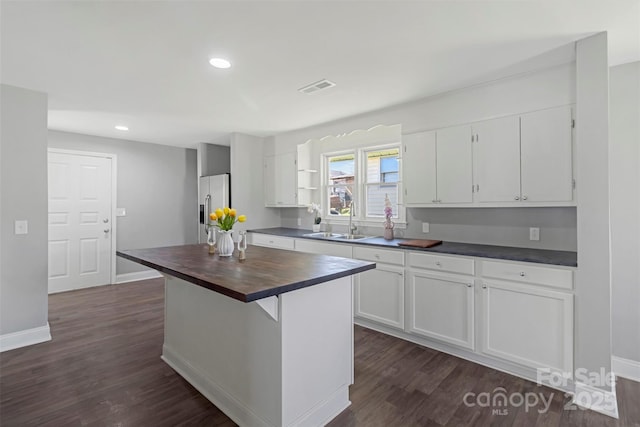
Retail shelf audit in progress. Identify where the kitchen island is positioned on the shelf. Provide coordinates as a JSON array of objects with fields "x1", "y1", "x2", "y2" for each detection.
[{"x1": 117, "y1": 244, "x2": 375, "y2": 427}]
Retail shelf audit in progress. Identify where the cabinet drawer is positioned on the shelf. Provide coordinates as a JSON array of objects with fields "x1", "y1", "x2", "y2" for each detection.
[
  {"x1": 408, "y1": 252, "x2": 474, "y2": 276},
  {"x1": 295, "y1": 239, "x2": 352, "y2": 258},
  {"x1": 482, "y1": 260, "x2": 573, "y2": 290},
  {"x1": 353, "y1": 246, "x2": 404, "y2": 266},
  {"x1": 250, "y1": 233, "x2": 295, "y2": 250}
]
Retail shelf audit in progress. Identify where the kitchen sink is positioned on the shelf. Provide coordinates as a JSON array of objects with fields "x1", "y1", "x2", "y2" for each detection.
[
  {"x1": 302, "y1": 232, "x2": 344, "y2": 239},
  {"x1": 334, "y1": 234, "x2": 375, "y2": 240}
]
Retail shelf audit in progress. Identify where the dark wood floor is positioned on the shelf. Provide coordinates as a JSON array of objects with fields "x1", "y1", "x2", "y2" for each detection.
[{"x1": 0, "y1": 279, "x2": 638, "y2": 427}]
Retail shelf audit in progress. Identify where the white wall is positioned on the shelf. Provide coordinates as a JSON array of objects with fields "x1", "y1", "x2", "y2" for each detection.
[
  {"x1": 575, "y1": 33, "x2": 612, "y2": 392},
  {"x1": 273, "y1": 63, "x2": 578, "y2": 250},
  {"x1": 48, "y1": 130, "x2": 198, "y2": 276},
  {"x1": 230, "y1": 133, "x2": 280, "y2": 232},
  {"x1": 0, "y1": 84, "x2": 49, "y2": 339},
  {"x1": 609, "y1": 61, "x2": 640, "y2": 364}
]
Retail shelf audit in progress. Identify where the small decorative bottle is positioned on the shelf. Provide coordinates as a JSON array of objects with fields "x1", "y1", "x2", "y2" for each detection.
[
  {"x1": 238, "y1": 231, "x2": 247, "y2": 261},
  {"x1": 207, "y1": 227, "x2": 216, "y2": 254}
]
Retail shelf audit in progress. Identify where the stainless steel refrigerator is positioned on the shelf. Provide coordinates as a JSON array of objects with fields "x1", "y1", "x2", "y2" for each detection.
[{"x1": 199, "y1": 173, "x2": 230, "y2": 243}]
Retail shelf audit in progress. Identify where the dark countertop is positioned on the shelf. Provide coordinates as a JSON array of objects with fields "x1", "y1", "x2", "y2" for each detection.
[
  {"x1": 248, "y1": 227, "x2": 578, "y2": 267},
  {"x1": 117, "y1": 244, "x2": 375, "y2": 303}
]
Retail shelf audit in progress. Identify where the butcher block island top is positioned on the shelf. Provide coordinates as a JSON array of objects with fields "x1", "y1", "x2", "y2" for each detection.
[{"x1": 117, "y1": 243, "x2": 375, "y2": 302}]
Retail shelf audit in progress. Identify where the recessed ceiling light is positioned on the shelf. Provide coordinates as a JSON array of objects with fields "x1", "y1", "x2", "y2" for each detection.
[
  {"x1": 209, "y1": 58, "x2": 231, "y2": 69},
  {"x1": 115, "y1": 125, "x2": 129, "y2": 131}
]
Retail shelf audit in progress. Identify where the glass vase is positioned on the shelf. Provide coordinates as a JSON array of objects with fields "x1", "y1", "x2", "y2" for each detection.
[{"x1": 217, "y1": 230, "x2": 234, "y2": 257}]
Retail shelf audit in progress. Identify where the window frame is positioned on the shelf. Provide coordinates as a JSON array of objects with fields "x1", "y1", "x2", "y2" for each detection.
[{"x1": 321, "y1": 143, "x2": 405, "y2": 227}]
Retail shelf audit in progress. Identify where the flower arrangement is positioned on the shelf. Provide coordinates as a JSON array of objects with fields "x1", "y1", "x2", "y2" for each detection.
[
  {"x1": 383, "y1": 194, "x2": 394, "y2": 240},
  {"x1": 307, "y1": 203, "x2": 322, "y2": 225},
  {"x1": 209, "y1": 207, "x2": 247, "y2": 231}
]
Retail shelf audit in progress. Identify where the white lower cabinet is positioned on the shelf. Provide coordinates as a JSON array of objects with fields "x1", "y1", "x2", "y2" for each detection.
[
  {"x1": 249, "y1": 233, "x2": 295, "y2": 250},
  {"x1": 480, "y1": 279, "x2": 573, "y2": 373},
  {"x1": 407, "y1": 270, "x2": 475, "y2": 350},
  {"x1": 354, "y1": 263, "x2": 404, "y2": 330},
  {"x1": 294, "y1": 239, "x2": 353, "y2": 258}
]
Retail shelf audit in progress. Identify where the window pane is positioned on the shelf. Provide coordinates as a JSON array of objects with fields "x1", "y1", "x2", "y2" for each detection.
[
  {"x1": 327, "y1": 184, "x2": 354, "y2": 216},
  {"x1": 366, "y1": 184, "x2": 398, "y2": 218},
  {"x1": 328, "y1": 154, "x2": 355, "y2": 186},
  {"x1": 366, "y1": 148, "x2": 400, "y2": 184}
]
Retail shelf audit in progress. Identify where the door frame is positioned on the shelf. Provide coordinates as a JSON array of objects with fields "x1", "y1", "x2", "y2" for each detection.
[{"x1": 47, "y1": 148, "x2": 118, "y2": 285}]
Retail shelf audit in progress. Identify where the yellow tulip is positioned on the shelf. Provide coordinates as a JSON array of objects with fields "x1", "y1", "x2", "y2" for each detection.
[
  {"x1": 215, "y1": 208, "x2": 224, "y2": 218},
  {"x1": 229, "y1": 208, "x2": 237, "y2": 217},
  {"x1": 209, "y1": 212, "x2": 217, "y2": 221},
  {"x1": 223, "y1": 207, "x2": 230, "y2": 215},
  {"x1": 238, "y1": 215, "x2": 247, "y2": 223}
]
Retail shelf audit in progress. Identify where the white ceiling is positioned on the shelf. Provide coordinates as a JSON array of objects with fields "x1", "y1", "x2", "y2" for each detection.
[{"x1": 1, "y1": 1, "x2": 638, "y2": 148}]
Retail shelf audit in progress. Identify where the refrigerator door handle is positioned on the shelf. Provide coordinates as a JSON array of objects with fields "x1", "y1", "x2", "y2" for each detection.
[{"x1": 204, "y1": 194, "x2": 211, "y2": 233}]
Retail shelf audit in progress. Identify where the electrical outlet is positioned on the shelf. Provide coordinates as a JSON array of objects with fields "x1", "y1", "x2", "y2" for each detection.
[
  {"x1": 422, "y1": 222, "x2": 430, "y2": 233},
  {"x1": 529, "y1": 227, "x2": 540, "y2": 241},
  {"x1": 14, "y1": 220, "x2": 28, "y2": 235},
  {"x1": 297, "y1": 218, "x2": 302, "y2": 226}
]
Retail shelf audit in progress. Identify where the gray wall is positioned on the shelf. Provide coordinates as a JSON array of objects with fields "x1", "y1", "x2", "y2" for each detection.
[
  {"x1": 200, "y1": 143, "x2": 230, "y2": 176},
  {"x1": 610, "y1": 61, "x2": 640, "y2": 363},
  {"x1": 48, "y1": 130, "x2": 198, "y2": 275},
  {"x1": 0, "y1": 84, "x2": 49, "y2": 335}
]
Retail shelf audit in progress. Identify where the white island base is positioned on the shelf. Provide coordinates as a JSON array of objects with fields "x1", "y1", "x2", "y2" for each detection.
[{"x1": 160, "y1": 275, "x2": 354, "y2": 427}]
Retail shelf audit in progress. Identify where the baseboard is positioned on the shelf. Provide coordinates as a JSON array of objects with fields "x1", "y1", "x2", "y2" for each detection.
[
  {"x1": 161, "y1": 345, "x2": 273, "y2": 427},
  {"x1": 115, "y1": 270, "x2": 162, "y2": 284},
  {"x1": 572, "y1": 381, "x2": 619, "y2": 419},
  {"x1": 0, "y1": 323, "x2": 51, "y2": 353},
  {"x1": 612, "y1": 355, "x2": 640, "y2": 383}
]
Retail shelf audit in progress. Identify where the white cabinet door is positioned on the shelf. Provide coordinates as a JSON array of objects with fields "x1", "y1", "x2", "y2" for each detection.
[
  {"x1": 402, "y1": 131, "x2": 437, "y2": 204},
  {"x1": 264, "y1": 155, "x2": 277, "y2": 207},
  {"x1": 354, "y1": 264, "x2": 404, "y2": 330},
  {"x1": 473, "y1": 116, "x2": 521, "y2": 203},
  {"x1": 436, "y1": 125, "x2": 473, "y2": 203},
  {"x1": 520, "y1": 106, "x2": 573, "y2": 202},
  {"x1": 481, "y1": 279, "x2": 573, "y2": 373},
  {"x1": 250, "y1": 233, "x2": 295, "y2": 250},
  {"x1": 407, "y1": 271, "x2": 475, "y2": 350},
  {"x1": 275, "y1": 152, "x2": 297, "y2": 206}
]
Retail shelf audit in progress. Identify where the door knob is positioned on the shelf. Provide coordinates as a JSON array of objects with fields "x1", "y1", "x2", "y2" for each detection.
[
  {"x1": 515, "y1": 196, "x2": 520, "y2": 200},
  {"x1": 104, "y1": 229, "x2": 110, "y2": 233},
  {"x1": 103, "y1": 218, "x2": 109, "y2": 223}
]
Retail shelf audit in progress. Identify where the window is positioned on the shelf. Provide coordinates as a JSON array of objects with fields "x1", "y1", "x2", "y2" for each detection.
[
  {"x1": 323, "y1": 144, "x2": 403, "y2": 224},
  {"x1": 326, "y1": 153, "x2": 355, "y2": 217},
  {"x1": 364, "y1": 147, "x2": 400, "y2": 218}
]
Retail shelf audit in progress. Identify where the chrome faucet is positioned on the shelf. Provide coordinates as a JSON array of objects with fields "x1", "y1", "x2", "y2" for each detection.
[{"x1": 349, "y1": 202, "x2": 357, "y2": 236}]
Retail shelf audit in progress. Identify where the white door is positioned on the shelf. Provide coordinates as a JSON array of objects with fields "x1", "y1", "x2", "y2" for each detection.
[
  {"x1": 48, "y1": 151, "x2": 113, "y2": 293},
  {"x1": 520, "y1": 106, "x2": 573, "y2": 202},
  {"x1": 354, "y1": 263, "x2": 404, "y2": 330},
  {"x1": 473, "y1": 116, "x2": 521, "y2": 203},
  {"x1": 402, "y1": 131, "x2": 437, "y2": 205},
  {"x1": 407, "y1": 270, "x2": 475, "y2": 350},
  {"x1": 436, "y1": 125, "x2": 473, "y2": 203}
]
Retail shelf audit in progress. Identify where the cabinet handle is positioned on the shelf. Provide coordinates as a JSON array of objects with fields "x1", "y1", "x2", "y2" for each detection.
[
  {"x1": 519, "y1": 272, "x2": 526, "y2": 277},
  {"x1": 467, "y1": 283, "x2": 473, "y2": 288},
  {"x1": 432, "y1": 199, "x2": 437, "y2": 203},
  {"x1": 435, "y1": 261, "x2": 442, "y2": 267},
  {"x1": 482, "y1": 284, "x2": 487, "y2": 289},
  {"x1": 523, "y1": 195, "x2": 528, "y2": 201},
  {"x1": 514, "y1": 196, "x2": 520, "y2": 201},
  {"x1": 375, "y1": 254, "x2": 380, "y2": 259}
]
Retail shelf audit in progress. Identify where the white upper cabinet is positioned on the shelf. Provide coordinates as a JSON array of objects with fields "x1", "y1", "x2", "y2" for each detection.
[
  {"x1": 264, "y1": 152, "x2": 297, "y2": 207},
  {"x1": 520, "y1": 106, "x2": 573, "y2": 202},
  {"x1": 265, "y1": 142, "x2": 317, "y2": 207},
  {"x1": 402, "y1": 131, "x2": 437, "y2": 204},
  {"x1": 436, "y1": 125, "x2": 473, "y2": 203},
  {"x1": 473, "y1": 116, "x2": 521, "y2": 203}
]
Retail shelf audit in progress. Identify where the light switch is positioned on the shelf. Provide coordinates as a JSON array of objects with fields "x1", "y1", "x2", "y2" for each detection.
[
  {"x1": 15, "y1": 220, "x2": 28, "y2": 235},
  {"x1": 422, "y1": 222, "x2": 430, "y2": 233},
  {"x1": 116, "y1": 208, "x2": 126, "y2": 217}
]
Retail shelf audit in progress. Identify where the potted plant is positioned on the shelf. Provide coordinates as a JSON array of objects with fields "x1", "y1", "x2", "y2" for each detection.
[
  {"x1": 383, "y1": 194, "x2": 394, "y2": 240},
  {"x1": 308, "y1": 203, "x2": 322, "y2": 232}
]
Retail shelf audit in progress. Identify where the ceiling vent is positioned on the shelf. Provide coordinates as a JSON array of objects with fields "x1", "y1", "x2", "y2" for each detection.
[{"x1": 298, "y1": 79, "x2": 336, "y2": 94}]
